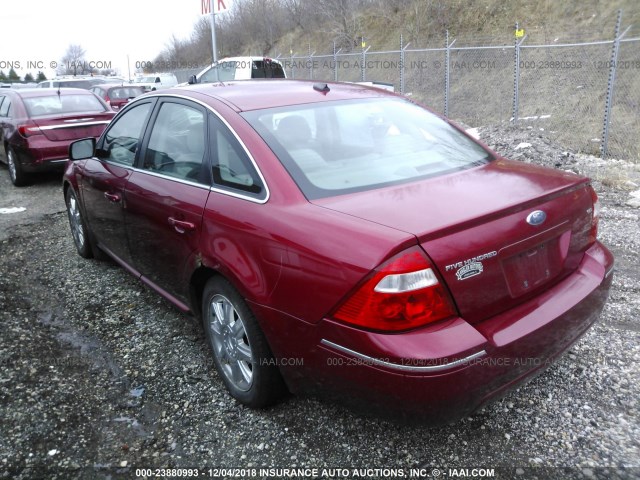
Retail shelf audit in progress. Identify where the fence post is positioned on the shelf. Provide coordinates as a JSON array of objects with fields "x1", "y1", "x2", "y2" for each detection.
[
  {"x1": 308, "y1": 44, "x2": 313, "y2": 80},
  {"x1": 400, "y1": 34, "x2": 404, "y2": 95},
  {"x1": 601, "y1": 10, "x2": 623, "y2": 159},
  {"x1": 290, "y1": 47, "x2": 295, "y2": 79},
  {"x1": 333, "y1": 41, "x2": 338, "y2": 82},
  {"x1": 444, "y1": 31, "x2": 450, "y2": 117},
  {"x1": 512, "y1": 22, "x2": 521, "y2": 124},
  {"x1": 361, "y1": 37, "x2": 366, "y2": 81}
]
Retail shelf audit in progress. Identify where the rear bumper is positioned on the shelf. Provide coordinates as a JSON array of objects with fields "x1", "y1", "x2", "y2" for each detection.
[
  {"x1": 14, "y1": 142, "x2": 69, "y2": 172},
  {"x1": 254, "y1": 241, "x2": 614, "y2": 424}
]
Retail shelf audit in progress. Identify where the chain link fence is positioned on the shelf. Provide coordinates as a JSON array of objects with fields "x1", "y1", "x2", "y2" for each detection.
[{"x1": 174, "y1": 15, "x2": 640, "y2": 161}]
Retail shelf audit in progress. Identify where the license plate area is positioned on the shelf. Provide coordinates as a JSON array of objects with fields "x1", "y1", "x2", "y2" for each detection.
[{"x1": 502, "y1": 236, "x2": 564, "y2": 298}]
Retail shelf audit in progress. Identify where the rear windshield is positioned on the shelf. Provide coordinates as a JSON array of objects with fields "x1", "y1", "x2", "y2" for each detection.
[
  {"x1": 23, "y1": 94, "x2": 107, "y2": 117},
  {"x1": 242, "y1": 98, "x2": 492, "y2": 199},
  {"x1": 108, "y1": 87, "x2": 144, "y2": 99},
  {"x1": 252, "y1": 61, "x2": 286, "y2": 79}
]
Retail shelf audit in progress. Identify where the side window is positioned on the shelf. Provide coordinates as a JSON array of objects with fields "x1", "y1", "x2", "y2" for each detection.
[
  {"x1": 0, "y1": 97, "x2": 9, "y2": 117},
  {"x1": 101, "y1": 103, "x2": 152, "y2": 166},
  {"x1": 210, "y1": 114, "x2": 266, "y2": 199},
  {"x1": 142, "y1": 102, "x2": 206, "y2": 184},
  {"x1": 200, "y1": 65, "x2": 220, "y2": 83}
]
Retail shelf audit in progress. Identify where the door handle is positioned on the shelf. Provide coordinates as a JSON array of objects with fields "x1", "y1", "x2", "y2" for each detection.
[
  {"x1": 104, "y1": 192, "x2": 121, "y2": 203},
  {"x1": 168, "y1": 217, "x2": 196, "y2": 234}
]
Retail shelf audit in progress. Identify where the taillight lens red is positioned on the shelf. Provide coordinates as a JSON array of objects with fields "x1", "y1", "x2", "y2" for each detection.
[
  {"x1": 18, "y1": 122, "x2": 43, "y2": 138},
  {"x1": 332, "y1": 247, "x2": 457, "y2": 332}
]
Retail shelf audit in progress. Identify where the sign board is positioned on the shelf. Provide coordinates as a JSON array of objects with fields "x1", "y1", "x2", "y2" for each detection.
[
  {"x1": 201, "y1": 0, "x2": 231, "y2": 15},
  {"x1": 515, "y1": 28, "x2": 525, "y2": 38}
]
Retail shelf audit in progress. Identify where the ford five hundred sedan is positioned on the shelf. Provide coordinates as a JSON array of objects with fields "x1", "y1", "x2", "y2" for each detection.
[{"x1": 63, "y1": 80, "x2": 614, "y2": 423}]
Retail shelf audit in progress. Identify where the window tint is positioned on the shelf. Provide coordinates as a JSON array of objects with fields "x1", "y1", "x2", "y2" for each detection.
[
  {"x1": 242, "y1": 98, "x2": 491, "y2": 200},
  {"x1": 142, "y1": 102, "x2": 206, "y2": 184},
  {"x1": 210, "y1": 114, "x2": 265, "y2": 198},
  {"x1": 101, "y1": 102, "x2": 152, "y2": 166},
  {"x1": 251, "y1": 61, "x2": 286, "y2": 79},
  {"x1": 0, "y1": 97, "x2": 10, "y2": 117}
]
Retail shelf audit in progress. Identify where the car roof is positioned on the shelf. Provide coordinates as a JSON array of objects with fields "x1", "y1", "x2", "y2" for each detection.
[{"x1": 162, "y1": 80, "x2": 395, "y2": 112}]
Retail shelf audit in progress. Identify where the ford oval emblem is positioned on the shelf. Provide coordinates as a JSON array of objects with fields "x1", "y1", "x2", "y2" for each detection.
[{"x1": 526, "y1": 210, "x2": 547, "y2": 226}]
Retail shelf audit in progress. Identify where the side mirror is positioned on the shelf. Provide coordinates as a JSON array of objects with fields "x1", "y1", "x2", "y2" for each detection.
[
  {"x1": 188, "y1": 75, "x2": 198, "y2": 85},
  {"x1": 69, "y1": 138, "x2": 96, "y2": 161}
]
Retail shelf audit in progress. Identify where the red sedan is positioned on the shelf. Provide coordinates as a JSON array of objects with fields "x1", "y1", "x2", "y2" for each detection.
[
  {"x1": 63, "y1": 80, "x2": 614, "y2": 423},
  {"x1": 90, "y1": 83, "x2": 145, "y2": 112},
  {"x1": 0, "y1": 88, "x2": 114, "y2": 186}
]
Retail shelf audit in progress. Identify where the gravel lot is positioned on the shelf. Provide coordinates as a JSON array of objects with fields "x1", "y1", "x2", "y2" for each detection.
[{"x1": 0, "y1": 126, "x2": 639, "y2": 480}]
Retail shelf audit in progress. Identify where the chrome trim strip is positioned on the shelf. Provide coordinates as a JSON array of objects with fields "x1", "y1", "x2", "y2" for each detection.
[
  {"x1": 37, "y1": 121, "x2": 111, "y2": 130},
  {"x1": 320, "y1": 339, "x2": 487, "y2": 373},
  {"x1": 133, "y1": 93, "x2": 270, "y2": 205},
  {"x1": 130, "y1": 167, "x2": 211, "y2": 191}
]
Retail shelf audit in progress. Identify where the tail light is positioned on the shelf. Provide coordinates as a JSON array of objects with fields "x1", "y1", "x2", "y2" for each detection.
[
  {"x1": 332, "y1": 247, "x2": 457, "y2": 332},
  {"x1": 18, "y1": 122, "x2": 43, "y2": 138}
]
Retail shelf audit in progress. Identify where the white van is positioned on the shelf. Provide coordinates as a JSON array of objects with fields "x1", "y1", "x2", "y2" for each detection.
[
  {"x1": 186, "y1": 57, "x2": 286, "y2": 85},
  {"x1": 134, "y1": 73, "x2": 178, "y2": 92}
]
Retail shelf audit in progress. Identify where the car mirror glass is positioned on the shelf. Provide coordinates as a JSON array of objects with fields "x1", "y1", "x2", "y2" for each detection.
[{"x1": 69, "y1": 138, "x2": 95, "y2": 161}]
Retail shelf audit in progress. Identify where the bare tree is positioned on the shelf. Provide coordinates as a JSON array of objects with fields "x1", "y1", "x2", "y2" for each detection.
[{"x1": 59, "y1": 44, "x2": 88, "y2": 76}]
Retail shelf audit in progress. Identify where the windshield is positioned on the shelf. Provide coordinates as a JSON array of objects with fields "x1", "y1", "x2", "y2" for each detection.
[
  {"x1": 23, "y1": 94, "x2": 107, "y2": 117},
  {"x1": 242, "y1": 98, "x2": 492, "y2": 199}
]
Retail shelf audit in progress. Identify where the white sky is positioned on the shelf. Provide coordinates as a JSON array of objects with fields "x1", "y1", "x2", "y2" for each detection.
[{"x1": 1, "y1": 0, "x2": 210, "y2": 80}]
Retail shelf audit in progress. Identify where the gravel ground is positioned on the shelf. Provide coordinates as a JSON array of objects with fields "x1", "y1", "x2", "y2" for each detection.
[{"x1": 0, "y1": 126, "x2": 639, "y2": 480}]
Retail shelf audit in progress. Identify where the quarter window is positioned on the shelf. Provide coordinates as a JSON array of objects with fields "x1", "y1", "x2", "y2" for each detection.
[
  {"x1": 101, "y1": 102, "x2": 152, "y2": 166},
  {"x1": 142, "y1": 102, "x2": 207, "y2": 184},
  {"x1": 210, "y1": 114, "x2": 265, "y2": 199}
]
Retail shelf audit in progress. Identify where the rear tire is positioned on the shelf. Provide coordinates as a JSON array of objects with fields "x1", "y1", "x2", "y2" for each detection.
[
  {"x1": 202, "y1": 277, "x2": 286, "y2": 408},
  {"x1": 7, "y1": 148, "x2": 28, "y2": 187}
]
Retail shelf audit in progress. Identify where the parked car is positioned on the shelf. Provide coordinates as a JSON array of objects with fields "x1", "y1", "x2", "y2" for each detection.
[
  {"x1": 63, "y1": 80, "x2": 614, "y2": 423},
  {"x1": 37, "y1": 77, "x2": 107, "y2": 90},
  {"x1": 186, "y1": 56, "x2": 286, "y2": 85},
  {"x1": 134, "y1": 73, "x2": 178, "y2": 92},
  {"x1": 90, "y1": 83, "x2": 145, "y2": 111},
  {"x1": 0, "y1": 88, "x2": 114, "y2": 186}
]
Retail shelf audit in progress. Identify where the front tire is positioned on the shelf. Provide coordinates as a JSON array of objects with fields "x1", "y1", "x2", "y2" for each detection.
[
  {"x1": 7, "y1": 148, "x2": 28, "y2": 187},
  {"x1": 65, "y1": 188, "x2": 93, "y2": 258},
  {"x1": 202, "y1": 277, "x2": 286, "y2": 408}
]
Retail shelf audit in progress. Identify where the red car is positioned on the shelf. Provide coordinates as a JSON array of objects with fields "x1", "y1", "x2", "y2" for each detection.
[
  {"x1": 63, "y1": 80, "x2": 614, "y2": 423},
  {"x1": 90, "y1": 83, "x2": 145, "y2": 112},
  {"x1": 0, "y1": 88, "x2": 114, "y2": 186}
]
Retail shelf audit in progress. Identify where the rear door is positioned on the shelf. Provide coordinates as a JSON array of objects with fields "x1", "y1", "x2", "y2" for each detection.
[
  {"x1": 124, "y1": 98, "x2": 210, "y2": 305},
  {"x1": 81, "y1": 99, "x2": 155, "y2": 265}
]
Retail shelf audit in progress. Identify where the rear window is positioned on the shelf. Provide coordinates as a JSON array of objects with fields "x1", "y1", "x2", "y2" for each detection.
[
  {"x1": 108, "y1": 87, "x2": 144, "y2": 99},
  {"x1": 23, "y1": 94, "x2": 107, "y2": 117},
  {"x1": 242, "y1": 98, "x2": 492, "y2": 199},
  {"x1": 252, "y1": 61, "x2": 285, "y2": 79}
]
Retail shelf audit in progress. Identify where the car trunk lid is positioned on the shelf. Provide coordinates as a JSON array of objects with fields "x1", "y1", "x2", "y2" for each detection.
[
  {"x1": 31, "y1": 113, "x2": 113, "y2": 141},
  {"x1": 312, "y1": 159, "x2": 596, "y2": 323}
]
